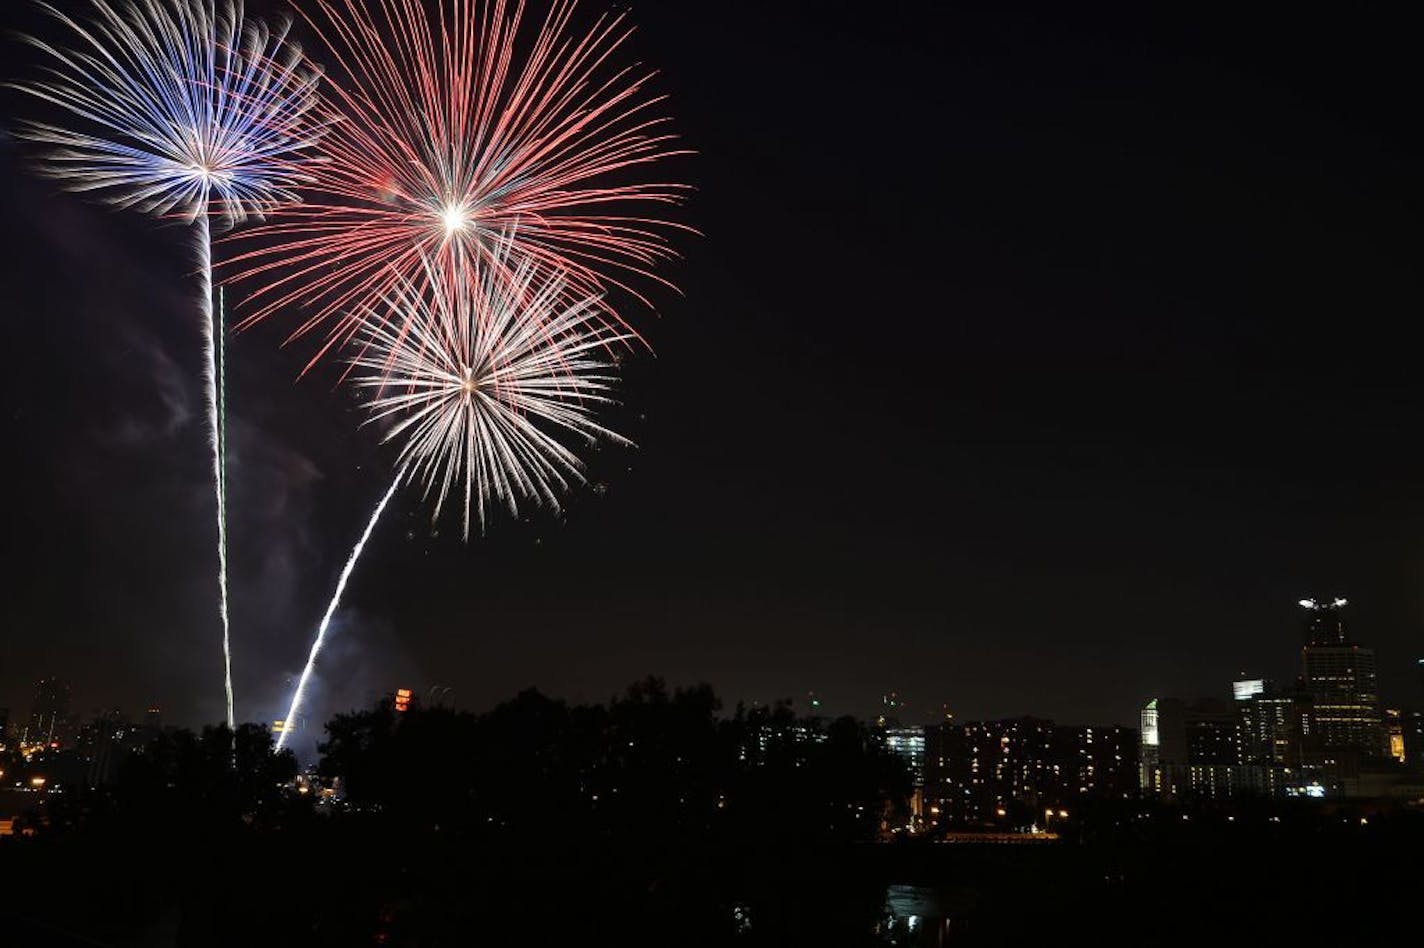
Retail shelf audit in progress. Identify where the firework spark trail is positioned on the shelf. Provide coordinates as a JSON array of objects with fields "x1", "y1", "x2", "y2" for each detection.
[
  {"x1": 224, "y1": 0, "x2": 691, "y2": 367},
  {"x1": 275, "y1": 470, "x2": 402, "y2": 752},
  {"x1": 199, "y1": 215, "x2": 236, "y2": 732},
  {"x1": 14, "y1": 0, "x2": 319, "y2": 730},
  {"x1": 275, "y1": 248, "x2": 627, "y2": 744}
]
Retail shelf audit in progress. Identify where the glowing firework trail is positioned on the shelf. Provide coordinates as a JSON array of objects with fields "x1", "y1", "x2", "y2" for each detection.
[
  {"x1": 14, "y1": 0, "x2": 319, "y2": 728},
  {"x1": 226, "y1": 0, "x2": 691, "y2": 364},
  {"x1": 276, "y1": 247, "x2": 627, "y2": 741},
  {"x1": 275, "y1": 470, "x2": 401, "y2": 752}
]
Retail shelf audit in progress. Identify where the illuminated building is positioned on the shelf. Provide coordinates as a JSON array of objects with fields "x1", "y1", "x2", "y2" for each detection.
[
  {"x1": 1298, "y1": 598, "x2": 1385, "y2": 758},
  {"x1": 884, "y1": 726, "x2": 926, "y2": 787},
  {"x1": 924, "y1": 723, "x2": 970, "y2": 823},
  {"x1": 1400, "y1": 709, "x2": 1424, "y2": 773},
  {"x1": 1140, "y1": 697, "x2": 1265, "y2": 798},
  {"x1": 1052, "y1": 725, "x2": 1136, "y2": 798},
  {"x1": 1384, "y1": 709, "x2": 1405, "y2": 764},
  {"x1": 1139, "y1": 699, "x2": 1160, "y2": 791},
  {"x1": 1236, "y1": 683, "x2": 1313, "y2": 793},
  {"x1": 923, "y1": 717, "x2": 1133, "y2": 827},
  {"x1": 926, "y1": 718, "x2": 1053, "y2": 825}
]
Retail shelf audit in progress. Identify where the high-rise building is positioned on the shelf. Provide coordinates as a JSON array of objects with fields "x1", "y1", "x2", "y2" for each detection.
[
  {"x1": 926, "y1": 718, "x2": 1053, "y2": 825},
  {"x1": 923, "y1": 717, "x2": 1135, "y2": 826},
  {"x1": 1237, "y1": 684, "x2": 1313, "y2": 776},
  {"x1": 1139, "y1": 699, "x2": 1161, "y2": 791},
  {"x1": 1051, "y1": 724, "x2": 1137, "y2": 798},
  {"x1": 27, "y1": 676, "x2": 71, "y2": 746},
  {"x1": 1140, "y1": 697, "x2": 1265, "y2": 798},
  {"x1": 1298, "y1": 598, "x2": 1385, "y2": 758},
  {"x1": 884, "y1": 726, "x2": 926, "y2": 787}
]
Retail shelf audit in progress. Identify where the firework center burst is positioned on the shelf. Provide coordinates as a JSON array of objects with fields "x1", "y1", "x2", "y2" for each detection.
[{"x1": 441, "y1": 203, "x2": 470, "y2": 236}]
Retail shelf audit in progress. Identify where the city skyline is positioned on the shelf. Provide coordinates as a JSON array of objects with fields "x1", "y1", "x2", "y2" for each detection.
[{"x1": 7, "y1": 593, "x2": 1420, "y2": 734}]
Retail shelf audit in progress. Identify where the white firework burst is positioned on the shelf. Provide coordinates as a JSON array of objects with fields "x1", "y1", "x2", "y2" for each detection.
[{"x1": 352, "y1": 248, "x2": 631, "y2": 539}]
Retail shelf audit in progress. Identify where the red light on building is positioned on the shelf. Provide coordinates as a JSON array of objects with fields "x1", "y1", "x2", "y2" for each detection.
[{"x1": 394, "y1": 688, "x2": 412, "y2": 712}]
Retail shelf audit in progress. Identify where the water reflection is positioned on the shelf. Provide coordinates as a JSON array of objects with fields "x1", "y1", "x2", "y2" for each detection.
[{"x1": 875, "y1": 884, "x2": 951, "y2": 946}]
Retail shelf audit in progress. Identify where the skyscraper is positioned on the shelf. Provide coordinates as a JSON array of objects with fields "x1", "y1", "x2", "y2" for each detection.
[
  {"x1": 1237, "y1": 685, "x2": 1312, "y2": 770},
  {"x1": 1298, "y1": 598, "x2": 1385, "y2": 758},
  {"x1": 884, "y1": 726, "x2": 926, "y2": 787},
  {"x1": 1139, "y1": 697, "x2": 1259, "y2": 798}
]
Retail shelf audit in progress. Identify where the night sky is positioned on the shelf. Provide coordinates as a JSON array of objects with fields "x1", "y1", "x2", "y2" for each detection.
[{"x1": 3, "y1": 1, "x2": 1424, "y2": 740}]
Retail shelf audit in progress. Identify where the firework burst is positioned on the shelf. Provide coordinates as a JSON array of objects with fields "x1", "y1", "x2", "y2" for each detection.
[
  {"x1": 355, "y1": 245, "x2": 629, "y2": 540},
  {"x1": 14, "y1": 0, "x2": 320, "y2": 730},
  {"x1": 226, "y1": 0, "x2": 690, "y2": 364},
  {"x1": 276, "y1": 245, "x2": 626, "y2": 750},
  {"x1": 16, "y1": 0, "x2": 319, "y2": 224}
]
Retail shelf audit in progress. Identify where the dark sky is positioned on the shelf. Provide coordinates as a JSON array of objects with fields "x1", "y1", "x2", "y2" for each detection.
[{"x1": 3, "y1": 0, "x2": 1424, "y2": 741}]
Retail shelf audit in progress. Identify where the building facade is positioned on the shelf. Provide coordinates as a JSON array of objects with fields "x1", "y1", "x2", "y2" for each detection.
[
  {"x1": 1299, "y1": 598, "x2": 1385, "y2": 758},
  {"x1": 924, "y1": 717, "x2": 1136, "y2": 827}
]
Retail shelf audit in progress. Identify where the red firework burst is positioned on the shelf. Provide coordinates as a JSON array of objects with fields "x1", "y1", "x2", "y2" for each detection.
[{"x1": 223, "y1": 0, "x2": 691, "y2": 365}]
